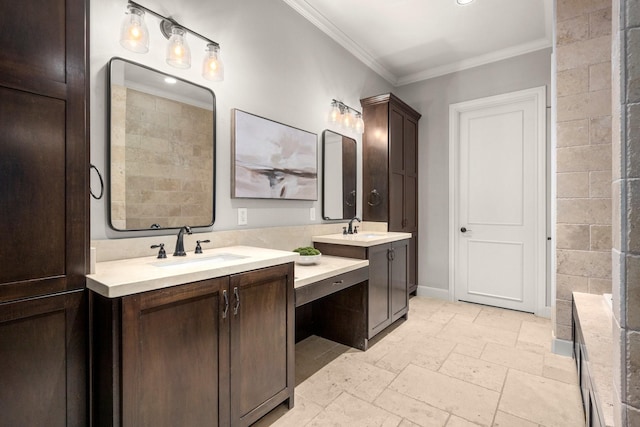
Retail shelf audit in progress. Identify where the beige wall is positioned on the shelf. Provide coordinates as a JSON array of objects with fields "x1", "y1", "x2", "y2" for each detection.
[
  {"x1": 613, "y1": 0, "x2": 640, "y2": 423},
  {"x1": 554, "y1": 0, "x2": 613, "y2": 341}
]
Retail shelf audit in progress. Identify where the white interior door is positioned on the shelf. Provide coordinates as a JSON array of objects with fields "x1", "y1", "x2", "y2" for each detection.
[{"x1": 449, "y1": 87, "x2": 546, "y2": 313}]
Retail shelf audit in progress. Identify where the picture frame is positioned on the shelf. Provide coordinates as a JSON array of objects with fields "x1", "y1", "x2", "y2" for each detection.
[{"x1": 231, "y1": 109, "x2": 318, "y2": 200}]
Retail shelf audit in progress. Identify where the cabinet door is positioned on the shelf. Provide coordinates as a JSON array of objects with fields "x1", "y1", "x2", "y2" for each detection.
[
  {"x1": 0, "y1": 290, "x2": 86, "y2": 427},
  {"x1": 391, "y1": 240, "x2": 409, "y2": 321},
  {"x1": 121, "y1": 278, "x2": 229, "y2": 427},
  {"x1": 230, "y1": 263, "x2": 294, "y2": 426},
  {"x1": 368, "y1": 244, "x2": 392, "y2": 337}
]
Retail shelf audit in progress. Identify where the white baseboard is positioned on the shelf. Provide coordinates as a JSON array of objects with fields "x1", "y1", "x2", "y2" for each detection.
[
  {"x1": 536, "y1": 306, "x2": 552, "y2": 319},
  {"x1": 552, "y1": 337, "x2": 573, "y2": 357},
  {"x1": 416, "y1": 285, "x2": 450, "y2": 301}
]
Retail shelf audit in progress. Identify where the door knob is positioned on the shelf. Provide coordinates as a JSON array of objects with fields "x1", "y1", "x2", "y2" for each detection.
[{"x1": 460, "y1": 227, "x2": 472, "y2": 233}]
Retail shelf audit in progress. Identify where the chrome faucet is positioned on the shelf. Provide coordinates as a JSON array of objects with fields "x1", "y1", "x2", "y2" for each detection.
[
  {"x1": 347, "y1": 217, "x2": 361, "y2": 234},
  {"x1": 173, "y1": 225, "x2": 192, "y2": 256}
]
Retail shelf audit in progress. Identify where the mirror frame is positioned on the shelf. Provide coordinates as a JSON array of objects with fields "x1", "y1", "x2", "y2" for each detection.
[
  {"x1": 322, "y1": 130, "x2": 357, "y2": 220},
  {"x1": 107, "y1": 57, "x2": 216, "y2": 233}
]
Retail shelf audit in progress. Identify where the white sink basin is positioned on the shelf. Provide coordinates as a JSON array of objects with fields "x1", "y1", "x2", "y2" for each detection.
[
  {"x1": 312, "y1": 231, "x2": 413, "y2": 247},
  {"x1": 150, "y1": 253, "x2": 250, "y2": 267}
]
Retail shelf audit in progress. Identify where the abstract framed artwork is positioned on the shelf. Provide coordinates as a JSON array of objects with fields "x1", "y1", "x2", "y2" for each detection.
[{"x1": 232, "y1": 109, "x2": 318, "y2": 200}]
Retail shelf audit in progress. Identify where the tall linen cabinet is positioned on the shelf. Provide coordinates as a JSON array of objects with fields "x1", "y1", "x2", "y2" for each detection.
[
  {"x1": 361, "y1": 93, "x2": 421, "y2": 294},
  {"x1": 0, "y1": 0, "x2": 89, "y2": 425}
]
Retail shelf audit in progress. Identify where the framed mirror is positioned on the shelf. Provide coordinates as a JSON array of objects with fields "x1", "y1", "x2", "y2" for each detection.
[
  {"x1": 322, "y1": 130, "x2": 357, "y2": 220},
  {"x1": 108, "y1": 58, "x2": 215, "y2": 231}
]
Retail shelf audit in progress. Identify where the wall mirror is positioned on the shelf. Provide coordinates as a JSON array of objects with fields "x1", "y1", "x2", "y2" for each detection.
[
  {"x1": 108, "y1": 58, "x2": 215, "y2": 231},
  {"x1": 322, "y1": 130, "x2": 357, "y2": 220}
]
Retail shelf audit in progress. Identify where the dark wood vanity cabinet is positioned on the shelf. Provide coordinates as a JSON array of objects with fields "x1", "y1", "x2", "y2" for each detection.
[
  {"x1": 314, "y1": 240, "x2": 409, "y2": 340},
  {"x1": 92, "y1": 263, "x2": 295, "y2": 427},
  {"x1": 361, "y1": 94, "x2": 421, "y2": 294},
  {"x1": 0, "y1": 0, "x2": 88, "y2": 425}
]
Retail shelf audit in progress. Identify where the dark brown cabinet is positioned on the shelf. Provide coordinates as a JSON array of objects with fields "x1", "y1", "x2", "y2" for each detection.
[
  {"x1": 361, "y1": 94, "x2": 421, "y2": 294},
  {"x1": 314, "y1": 239, "x2": 409, "y2": 341},
  {"x1": 92, "y1": 263, "x2": 295, "y2": 427},
  {"x1": 0, "y1": 0, "x2": 88, "y2": 424}
]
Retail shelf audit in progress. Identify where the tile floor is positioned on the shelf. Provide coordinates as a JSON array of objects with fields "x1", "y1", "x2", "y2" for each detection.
[{"x1": 253, "y1": 296, "x2": 585, "y2": 427}]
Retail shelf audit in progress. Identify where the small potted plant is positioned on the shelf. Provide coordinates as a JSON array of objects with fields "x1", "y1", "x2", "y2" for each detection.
[{"x1": 292, "y1": 246, "x2": 322, "y2": 265}]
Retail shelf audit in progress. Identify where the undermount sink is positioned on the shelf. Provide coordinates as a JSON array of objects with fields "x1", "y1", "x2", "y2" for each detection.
[{"x1": 150, "y1": 253, "x2": 250, "y2": 267}]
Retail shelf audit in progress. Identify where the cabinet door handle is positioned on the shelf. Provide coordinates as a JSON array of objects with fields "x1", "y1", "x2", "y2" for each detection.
[
  {"x1": 222, "y1": 290, "x2": 229, "y2": 319},
  {"x1": 233, "y1": 287, "x2": 240, "y2": 315},
  {"x1": 332, "y1": 280, "x2": 344, "y2": 286},
  {"x1": 387, "y1": 248, "x2": 395, "y2": 261},
  {"x1": 368, "y1": 189, "x2": 382, "y2": 207}
]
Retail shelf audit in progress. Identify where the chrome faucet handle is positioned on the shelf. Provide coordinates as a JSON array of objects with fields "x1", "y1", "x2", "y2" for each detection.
[
  {"x1": 195, "y1": 239, "x2": 211, "y2": 254},
  {"x1": 151, "y1": 243, "x2": 167, "y2": 259}
]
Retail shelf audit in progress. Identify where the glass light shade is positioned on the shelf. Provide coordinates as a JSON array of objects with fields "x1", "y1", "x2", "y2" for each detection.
[
  {"x1": 328, "y1": 102, "x2": 341, "y2": 123},
  {"x1": 119, "y1": 5, "x2": 149, "y2": 53},
  {"x1": 166, "y1": 26, "x2": 191, "y2": 69},
  {"x1": 202, "y1": 44, "x2": 224, "y2": 81},
  {"x1": 354, "y1": 113, "x2": 365, "y2": 134},
  {"x1": 341, "y1": 110, "x2": 355, "y2": 130}
]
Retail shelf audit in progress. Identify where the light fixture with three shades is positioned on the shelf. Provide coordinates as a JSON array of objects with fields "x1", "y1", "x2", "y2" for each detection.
[
  {"x1": 328, "y1": 100, "x2": 364, "y2": 134},
  {"x1": 119, "y1": 1, "x2": 224, "y2": 81}
]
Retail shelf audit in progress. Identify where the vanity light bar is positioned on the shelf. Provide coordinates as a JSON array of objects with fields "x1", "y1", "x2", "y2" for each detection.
[
  {"x1": 329, "y1": 99, "x2": 364, "y2": 135},
  {"x1": 120, "y1": 0, "x2": 224, "y2": 81}
]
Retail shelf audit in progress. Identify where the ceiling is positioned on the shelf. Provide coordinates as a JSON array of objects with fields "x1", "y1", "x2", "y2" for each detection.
[{"x1": 281, "y1": 0, "x2": 553, "y2": 86}]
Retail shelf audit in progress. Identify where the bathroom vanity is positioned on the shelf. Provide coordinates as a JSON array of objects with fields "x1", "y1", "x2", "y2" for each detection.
[
  {"x1": 87, "y1": 246, "x2": 297, "y2": 427},
  {"x1": 312, "y1": 232, "x2": 411, "y2": 341}
]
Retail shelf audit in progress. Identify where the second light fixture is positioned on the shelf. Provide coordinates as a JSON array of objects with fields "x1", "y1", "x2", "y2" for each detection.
[
  {"x1": 329, "y1": 100, "x2": 364, "y2": 134},
  {"x1": 119, "y1": 1, "x2": 224, "y2": 81}
]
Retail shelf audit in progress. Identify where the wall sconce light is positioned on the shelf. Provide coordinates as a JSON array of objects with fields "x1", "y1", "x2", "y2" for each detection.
[
  {"x1": 328, "y1": 99, "x2": 364, "y2": 134},
  {"x1": 119, "y1": 1, "x2": 224, "y2": 81}
]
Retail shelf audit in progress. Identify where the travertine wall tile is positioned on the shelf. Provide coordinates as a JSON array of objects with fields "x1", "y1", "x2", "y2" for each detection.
[
  {"x1": 557, "y1": 224, "x2": 591, "y2": 249},
  {"x1": 628, "y1": 104, "x2": 640, "y2": 178},
  {"x1": 589, "y1": 277, "x2": 612, "y2": 293},
  {"x1": 613, "y1": 180, "x2": 623, "y2": 250},
  {"x1": 628, "y1": 28, "x2": 640, "y2": 102},
  {"x1": 557, "y1": 93, "x2": 590, "y2": 122},
  {"x1": 590, "y1": 170, "x2": 612, "y2": 197},
  {"x1": 555, "y1": 298, "x2": 574, "y2": 328},
  {"x1": 629, "y1": 0, "x2": 640, "y2": 27},
  {"x1": 589, "y1": 62, "x2": 612, "y2": 91},
  {"x1": 590, "y1": 8, "x2": 613, "y2": 37},
  {"x1": 557, "y1": 274, "x2": 589, "y2": 300},
  {"x1": 557, "y1": 144, "x2": 612, "y2": 172},
  {"x1": 556, "y1": 36, "x2": 612, "y2": 71},
  {"x1": 557, "y1": 119, "x2": 590, "y2": 147},
  {"x1": 627, "y1": 330, "x2": 640, "y2": 406},
  {"x1": 588, "y1": 89, "x2": 613, "y2": 117},
  {"x1": 590, "y1": 116, "x2": 612, "y2": 145},
  {"x1": 558, "y1": 0, "x2": 615, "y2": 21},
  {"x1": 557, "y1": 15, "x2": 590, "y2": 45},
  {"x1": 591, "y1": 224, "x2": 613, "y2": 250},
  {"x1": 627, "y1": 255, "x2": 640, "y2": 329},
  {"x1": 557, "y1": 172, "x2": 590, "y2": 197},
  {"x1": 557, "y1": 198, "x2": 611, "y2": 224},
  {"x1": 630, "y1": 180, "x2": 640, "y2": 251},
  {"x1": 557, "y1": 67, "x2": 590, "y2": 96},
  {"x1": 557, "y1": 249, "x2": 613, "y2": 278}
]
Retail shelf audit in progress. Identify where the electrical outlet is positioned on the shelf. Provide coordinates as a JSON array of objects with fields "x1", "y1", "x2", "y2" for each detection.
[
  {"x1": 309, "y1": 207, "x2": 316, "y2": 221},
  {"x1": 238, "y1": 208, "x2": 248, "y2": 225}
]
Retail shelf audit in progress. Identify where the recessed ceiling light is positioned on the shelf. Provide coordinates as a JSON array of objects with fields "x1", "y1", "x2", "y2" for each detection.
[
  {"x1": 164, "y1": 77, "x2": 177, "y2": 84},
  {"x1": 457, "y1": 0, "x2": 475, "y2": 5}
]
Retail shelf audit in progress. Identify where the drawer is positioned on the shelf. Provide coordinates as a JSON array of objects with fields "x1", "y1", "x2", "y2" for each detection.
[{"x1": 295, "y1": 267, "x2": 368, "y2": 307}]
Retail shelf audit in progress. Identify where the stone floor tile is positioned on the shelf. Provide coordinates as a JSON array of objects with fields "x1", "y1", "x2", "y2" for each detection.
[
  {"x1": 480, "y1": 342, "x2": 544, "y2": 375},
  {"x1": 296, "y1": 355, "x2": 396, "y2": 406},
  {"x1": 438, "y1": 352, "x2": 508, "y2": 392},
  {"x1": 399, "y1": 419, "x2": 423, "y2": 427},
  {"x1": 389, "y1": 364, "x2": 499, "y2": 426},
  {"x1": 452, "y1": 342, "x2": 485, "y2": 358},
  {"x1": 306, "y1": 392, "x2": 402, "y2": 427},
  {"x1": 445, "y1": 414, "x2": 484, "y2": 426},
  {"x1": 437, "y1": 318, "x2": 518, "y2": 348},
  {"x1": 252, "y1": 394, "x2": 322, "y2": 427},
  {"x1": 517, "y1": 320, "x2": 553, "y2": 348},
  {"x1": 492, "y1": 411, "x2": 537, "y2": 427},
  {"x1": 498, "y1": 369, "x2": 584, "y2": 427},
  {"x1": 374, "y1": 388, "x2": 449, "y2": 427},
  {"x1": 472, "y1": 310, "x2": 523, "y2": 333},
  {"x1": 542, "y1": 352, "x2": 579, "y2": 384},
  {"x1": 375, "y1": 336, "x2": 456, "y2": 373}
]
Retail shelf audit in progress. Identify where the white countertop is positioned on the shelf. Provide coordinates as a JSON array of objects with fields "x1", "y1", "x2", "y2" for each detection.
[
  {"x1": 312, "y1": 231, "x2": 412, "y2": 247},
  {"x1": 87, "y1": 245, "x2": 298, "y2": 298},
  {"x1": 294, "y1": 255, "x2": 369, "y2": 288}
]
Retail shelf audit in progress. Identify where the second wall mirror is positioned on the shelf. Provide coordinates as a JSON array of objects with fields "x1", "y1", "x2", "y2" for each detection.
[
  {"x1": 322, "y1": 130, "x2": 357, "y2": 220},
  {"x1": 108, "y1": 58, "x2": 216, "y2": 232}
]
